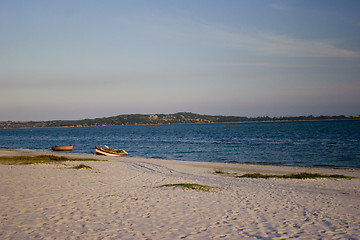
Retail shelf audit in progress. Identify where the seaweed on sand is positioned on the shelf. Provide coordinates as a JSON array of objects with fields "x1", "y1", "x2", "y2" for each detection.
[{"x1": 157, "y1": 183, "x2": 215, "y2": 192}]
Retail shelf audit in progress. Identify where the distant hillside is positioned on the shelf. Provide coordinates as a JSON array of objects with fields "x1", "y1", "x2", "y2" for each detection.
[{"x1": 0, "y1": 112, "x2": 358, "y2": 129}]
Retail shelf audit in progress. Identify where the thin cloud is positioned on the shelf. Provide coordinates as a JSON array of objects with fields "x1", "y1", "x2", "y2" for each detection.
[
  {"x1": 102, "y1": 11, "x2": 360, "y2": 59},
  {"x1": 255, "y1": 31, "x2": 360, "y2": 58},
  {"x1": 201, "y1": 24, "x2": 360, "y2": 58}
]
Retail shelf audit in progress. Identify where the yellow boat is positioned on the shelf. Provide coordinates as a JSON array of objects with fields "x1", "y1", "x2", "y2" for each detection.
[{"x1": 95, "y1": 146, "x2": 128, "y2": 156}]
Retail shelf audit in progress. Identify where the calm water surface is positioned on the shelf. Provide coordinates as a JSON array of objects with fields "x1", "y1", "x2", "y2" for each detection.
[{"x1": 0, "y1": 121, "x2": 359, "y2": 168}]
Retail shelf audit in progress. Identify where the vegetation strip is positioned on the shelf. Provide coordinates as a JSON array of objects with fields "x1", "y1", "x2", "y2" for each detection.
[
  {"x1": 214, "y1": 170, "x2": 355, "y2": 180},
  {"x1": 1, "y1": 112, "x2": 358, "y2": 129},
  {"x1": 158, "y1": 183, "x2": 214, "y2": 192},
  {"x1": 0, "y1": 155, "x2": 103, "y2": 165}
]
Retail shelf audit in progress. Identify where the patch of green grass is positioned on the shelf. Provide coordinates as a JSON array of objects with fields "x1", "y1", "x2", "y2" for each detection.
[
  {"x1": 238, "y1": 173, "x2": 272, "y2": 179},
  {"x1": 236, "y1": 172, "x2": 355, "y2": 180},
  {"x1": 213, "y1": 170, "x2": 238, "y2": 176},
  {"x1": 0, "y1": 155, "x2": 103, "y2": 165},
  {"x1": 214, "y1": 168, "x2": 356, "y2": 180},
  {"x1": 72, "y1": 164, "x2": 92, "y2": 170},
  {"x1": 158, "y1": 183, "x2": 214, "y2": 192}
]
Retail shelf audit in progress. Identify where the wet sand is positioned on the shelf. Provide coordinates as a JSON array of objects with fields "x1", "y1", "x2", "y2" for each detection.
[{"x1": 0, "y1": 149, "x2": 359, "y2": 239}]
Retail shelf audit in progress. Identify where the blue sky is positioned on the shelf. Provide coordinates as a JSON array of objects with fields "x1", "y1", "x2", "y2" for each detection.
[{"x1": 1, "y1": 0, "x2": 360, "y2": 121}]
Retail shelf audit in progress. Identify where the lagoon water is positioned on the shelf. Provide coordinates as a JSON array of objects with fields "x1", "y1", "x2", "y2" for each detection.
[{"x1": 0, "y1": 120, "x2": 359, "y2": 168}]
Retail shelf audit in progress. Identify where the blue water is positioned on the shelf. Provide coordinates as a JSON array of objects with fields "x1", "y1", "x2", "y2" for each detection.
[{"x1": 0, "y1": 120, "x2": 359, "y2": 168}]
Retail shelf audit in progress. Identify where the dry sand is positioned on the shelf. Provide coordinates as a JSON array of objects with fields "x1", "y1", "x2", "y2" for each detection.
[{"x1": 0, "y1": 149, "x2": 359, "y2": 239}]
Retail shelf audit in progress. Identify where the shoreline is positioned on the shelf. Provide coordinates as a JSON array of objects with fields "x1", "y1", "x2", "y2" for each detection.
[
  {"x1": 1, "y1": 148, "x2": 359, "y2": 239},
  {"x1": 1, "y1": 118, "x2": 359, "y2": 130},
  {"x1": 1, "y1": 148, "x2": 360, "y2": 173}
]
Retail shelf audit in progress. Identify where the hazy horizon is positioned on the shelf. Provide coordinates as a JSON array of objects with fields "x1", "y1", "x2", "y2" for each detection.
[
  {"x1": 1, "y1": 112, "x2": 358, "y2": 123},
  {"x1": 1, "y1": 1, "x2": 360, "y2": 121}
]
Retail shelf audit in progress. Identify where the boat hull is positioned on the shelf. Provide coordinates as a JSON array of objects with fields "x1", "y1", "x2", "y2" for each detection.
[
  {"x1": 95, "y1": 146, "x2": 128, "y2": 157},
  {"x1": 51, "y1": 145, "x2": 73, "y2": 151}
]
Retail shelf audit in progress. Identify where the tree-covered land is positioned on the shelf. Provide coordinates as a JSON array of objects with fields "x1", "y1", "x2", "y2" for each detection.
[{"x1": 0, "y1": 112, "x2": 359, "y2": 129}]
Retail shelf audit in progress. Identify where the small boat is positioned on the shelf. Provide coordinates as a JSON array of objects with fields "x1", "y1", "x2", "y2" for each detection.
[
  {"x1": 95, "y1": 146, "x2": 128, "y2": 157},
  {"x1": 51, "y1": 145, "x2": 73, "y2": 151}
]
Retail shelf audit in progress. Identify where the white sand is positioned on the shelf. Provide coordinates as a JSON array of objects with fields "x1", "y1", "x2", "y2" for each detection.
[{"x1": 0, "y1": 149, "x2": 359, "y2": 239}]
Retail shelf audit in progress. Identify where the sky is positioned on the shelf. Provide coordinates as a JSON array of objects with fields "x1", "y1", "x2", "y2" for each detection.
[{"x1": 1, "y1": 0, "x2": 360, "y2": 121}]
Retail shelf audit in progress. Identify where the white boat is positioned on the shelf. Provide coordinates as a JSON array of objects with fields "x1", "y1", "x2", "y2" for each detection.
[{"x1": 95, "y1": 146, "x2": 128, "y2": 157}]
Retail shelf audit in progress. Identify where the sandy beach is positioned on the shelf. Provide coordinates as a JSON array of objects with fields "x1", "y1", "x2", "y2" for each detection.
[{"x1": 0, "y1": 149, "x2": 359, "y2": 239}]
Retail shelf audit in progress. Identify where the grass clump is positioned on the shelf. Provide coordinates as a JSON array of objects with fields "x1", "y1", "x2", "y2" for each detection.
[
  {"x1": 0, "y1": 155, "x2": 103, "y2": 165},
  {"x1": 236, "y1": 172, "x2": 355, "y2": 180},
  {"x1": 238, "y1": 173, "x2": 272, "y2": 179},
  {"x1": 158, "y1": 183, "x2": 214, "y2": 192},
  {"x1": 214, "y1": 167, "x2": 355, "y2": 180},
  {"x1": 213, "y1": 170, "x2": 238, "y2": 176},
  {"x1": 72, "y1": 164, "x2": 92, "y2": 170}
]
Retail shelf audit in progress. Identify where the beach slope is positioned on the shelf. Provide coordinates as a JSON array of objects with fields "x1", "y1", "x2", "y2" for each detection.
[{"x1": 0, "y1": 149, "x2": 359, "y2": 239}]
